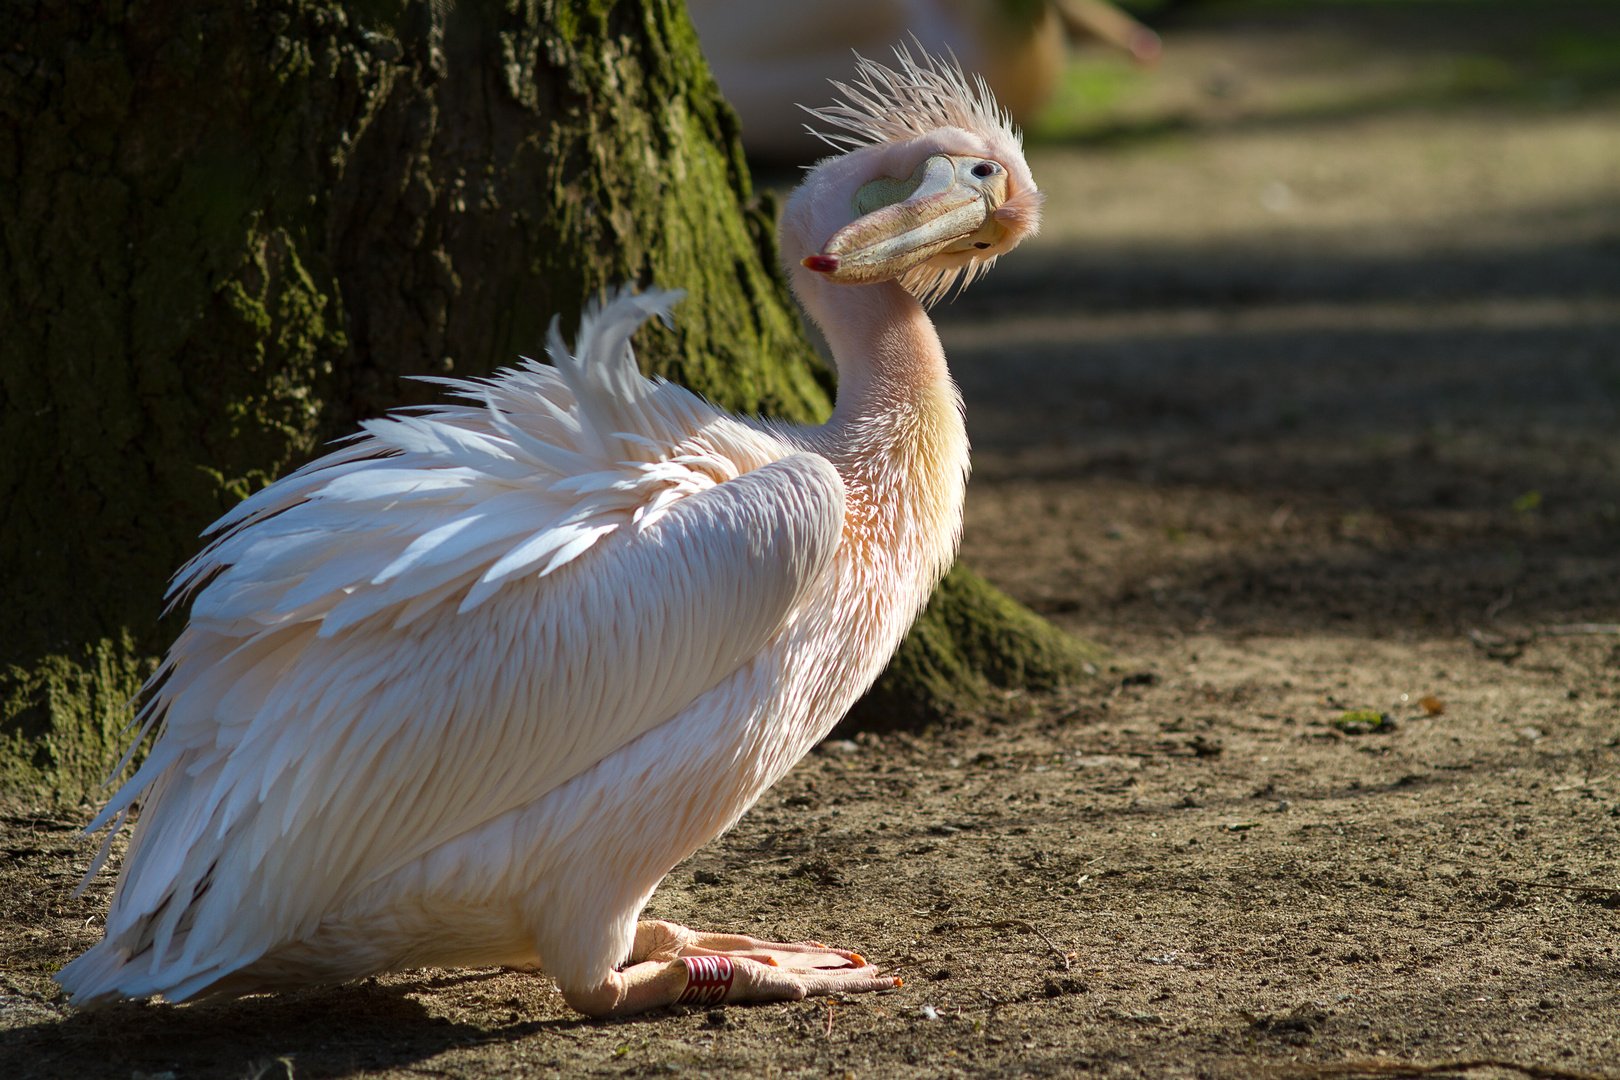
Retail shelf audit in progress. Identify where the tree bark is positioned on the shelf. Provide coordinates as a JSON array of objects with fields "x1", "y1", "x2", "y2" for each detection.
[{"x1": 0, "y1": 0, "x2": 1097, "y2": 804}]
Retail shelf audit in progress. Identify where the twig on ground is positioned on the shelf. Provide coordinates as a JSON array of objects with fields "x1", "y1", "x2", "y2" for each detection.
[
  {"x1": 1469, "y1": 622, "x2": 1620, "y2": 661},
  {"x1": 1468, "y1": 628, "x2": 1532, "y2": 661},
  {"x1": 936, "y1": 919, "x2": 1073, "y2": 968},
  {"x1": 1551, "y1": 775, "x2": 1612, "y2": 792},
  {"x1": 1485, "y1": 588, "x2": 1514, "y2": 620},
  {"x1": 247, "y1": 1056, "x2": 298, "y2": 1080},
  {"x1": 1540, "y1": 624, "x2": 1620, "y2": 636},
  {"x1": 1258, "y1": 1057, "x2": 1618, "y2": 1080},
  {"x1": 1497, "y1": 876, "x2": 1619, "y2": 896}
]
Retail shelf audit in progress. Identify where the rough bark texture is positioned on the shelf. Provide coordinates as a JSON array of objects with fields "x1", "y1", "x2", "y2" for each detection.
[
  {"x1": 0, "y1": 0, "x2": 1095, "y2": 804},
  {"x1": 838, "y1": 564, "x2": 1102, "y2": 735}
]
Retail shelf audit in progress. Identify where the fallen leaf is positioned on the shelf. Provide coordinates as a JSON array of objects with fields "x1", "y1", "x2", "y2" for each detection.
[{"x1": 1333, "y1": 710, "x2": 1399, "y2": 735}]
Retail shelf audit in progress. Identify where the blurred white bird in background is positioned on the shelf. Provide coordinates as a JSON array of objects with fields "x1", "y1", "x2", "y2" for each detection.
[
  {"x1": 690, "y1": 0, "x2": 1160, "y2": 159},
  {"x1": 57, "y1": 46, "x2": 1042, "y2": 1018}
]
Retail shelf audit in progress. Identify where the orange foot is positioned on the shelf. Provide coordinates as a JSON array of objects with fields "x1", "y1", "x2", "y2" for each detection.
[{"x1": 562, "y1": 919, "x2": 899, "y2": 1018}]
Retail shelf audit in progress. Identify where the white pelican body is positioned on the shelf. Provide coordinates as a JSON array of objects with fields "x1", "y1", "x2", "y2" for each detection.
[{"x1": 59, "y1": 48, "x2": 1041, "y2": 1017}]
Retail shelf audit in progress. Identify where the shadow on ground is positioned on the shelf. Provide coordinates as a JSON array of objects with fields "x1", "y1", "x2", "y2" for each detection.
[
  {"x1": 6, "y1": 5, "x2": 1620, "y2": 1080},
  {"x1": 943, "y1": 227, "x2": 1620, "y2": 638}
]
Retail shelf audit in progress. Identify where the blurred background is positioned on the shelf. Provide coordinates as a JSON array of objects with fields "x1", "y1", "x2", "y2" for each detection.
[{"x1": 705, "y1": 0, "x2": 1620, "y2": 643}]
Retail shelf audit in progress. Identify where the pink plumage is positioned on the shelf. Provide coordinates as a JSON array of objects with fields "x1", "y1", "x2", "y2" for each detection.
[{"x1": 60, "y1": 47, "x2": 1040, "y2": 1017}]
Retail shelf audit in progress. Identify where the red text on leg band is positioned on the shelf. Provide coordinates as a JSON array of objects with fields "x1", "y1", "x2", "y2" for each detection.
[{"x1": 676, "y1": 955, "x2": 734, "y2": 1006}]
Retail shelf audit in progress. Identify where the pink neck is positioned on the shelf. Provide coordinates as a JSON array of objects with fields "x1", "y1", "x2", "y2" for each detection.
[{"x1": 792, "y1": 274, "x2": 950, "y2": 429}]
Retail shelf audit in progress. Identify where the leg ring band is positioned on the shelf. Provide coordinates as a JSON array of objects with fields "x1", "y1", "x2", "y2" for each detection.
[{"x1": 675, "y1": 955, "x2": 734, "y2": 1006}]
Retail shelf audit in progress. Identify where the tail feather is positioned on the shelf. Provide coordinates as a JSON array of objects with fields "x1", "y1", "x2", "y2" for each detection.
[{"x1": 54, "y1": 284, "x2": 792, "y2": 1006}]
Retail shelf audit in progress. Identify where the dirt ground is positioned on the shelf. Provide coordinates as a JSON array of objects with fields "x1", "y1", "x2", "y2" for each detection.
[{"x1": 6, "y1": 3, "x2": 1620, "y2": 1078}]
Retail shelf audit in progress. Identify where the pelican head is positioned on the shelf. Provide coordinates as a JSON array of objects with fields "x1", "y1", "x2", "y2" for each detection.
[{"x1": 785, "y1": 45, "x2": 1043, "y2": 307}]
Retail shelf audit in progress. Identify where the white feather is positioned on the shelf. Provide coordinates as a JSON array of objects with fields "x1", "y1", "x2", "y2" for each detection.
[
  {"x1": 60, "y1": 288, "x2": 845, "y2": 1002},
  {"x1": 60, "y1": 39, "x2": 1009, "y2": 1007}
]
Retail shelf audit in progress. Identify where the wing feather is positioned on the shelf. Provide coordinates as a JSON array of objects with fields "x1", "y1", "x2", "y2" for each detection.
[
  {"x1": 111, "y1": 454, "x2": 841, "y2": 994},
  {"x1": 62, "y1": 288, "x2": 845, "y2": 1005}
]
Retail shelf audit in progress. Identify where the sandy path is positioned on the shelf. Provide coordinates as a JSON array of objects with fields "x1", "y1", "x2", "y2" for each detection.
[{"x1": 5, "y1": 5, "x2": 1620, "y2": 1078}]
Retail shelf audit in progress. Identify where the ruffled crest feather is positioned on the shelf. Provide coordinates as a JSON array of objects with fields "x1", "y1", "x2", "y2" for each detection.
[
  {"x1": 801, "y1": 42, "x2": 1019, "y2": 156},
  {"x1": 801, "y1": 43, "x2": 1041, "y2": 307}
]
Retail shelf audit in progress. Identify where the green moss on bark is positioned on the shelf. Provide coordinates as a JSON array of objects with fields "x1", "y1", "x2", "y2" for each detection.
[
  {"x1": 842, "y1": 565, "x2": 1105, "y2": 734},
  {"x1": 1, "y1": 0, "x2": 834, "y2": 804},
  {"x1": 2, "y1": 3, "x2": 358, "y2": 801},
  {"x1": 0, "y1": 0, "x2": 1090, "y2": 804},
  {"x1": 0, "y1": 636, "x2": 158, "y2": 806}
]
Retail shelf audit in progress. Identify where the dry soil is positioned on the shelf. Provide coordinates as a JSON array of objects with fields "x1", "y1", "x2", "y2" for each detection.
[{"x1": 5, "y1": 4, "x2": 1620, "y2": 1078}]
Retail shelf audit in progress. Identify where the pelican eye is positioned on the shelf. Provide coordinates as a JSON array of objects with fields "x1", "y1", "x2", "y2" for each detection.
[{"x1": 971, "y1": 161, "x2": 1000, "y2": 178}]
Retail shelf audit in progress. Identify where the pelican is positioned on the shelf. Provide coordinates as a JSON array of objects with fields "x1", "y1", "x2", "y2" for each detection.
[{"x1": 57, "y1": 46, "x2": 1041, "y2": 1018}]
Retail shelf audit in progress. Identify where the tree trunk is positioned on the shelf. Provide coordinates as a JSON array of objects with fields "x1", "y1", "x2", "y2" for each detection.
[{"x1": 0, "y1": 0, "x2": 1097, "y2": 805}]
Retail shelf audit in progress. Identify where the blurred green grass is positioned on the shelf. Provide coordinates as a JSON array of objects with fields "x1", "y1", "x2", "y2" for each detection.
[
  {"x1": 1032, "y1": 2, "x2": 1620, "y2": 144},
  {"x1": 1120, "y1": 0, "x2": 1620, "y2": 9}
]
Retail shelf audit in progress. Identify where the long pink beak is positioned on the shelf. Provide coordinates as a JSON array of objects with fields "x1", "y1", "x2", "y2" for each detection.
[{"x1": 803, "y1": 155, "x2": 1007, "y2": 285}]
